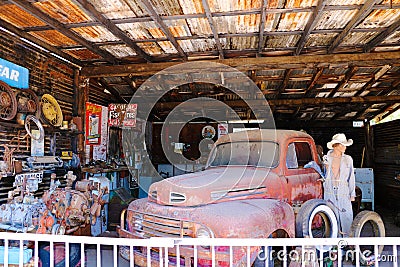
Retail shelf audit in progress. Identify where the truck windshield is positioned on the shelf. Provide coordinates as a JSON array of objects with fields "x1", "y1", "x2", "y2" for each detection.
[{"x1": 208, "y1": 141, "x2": 279, "y2": 167}]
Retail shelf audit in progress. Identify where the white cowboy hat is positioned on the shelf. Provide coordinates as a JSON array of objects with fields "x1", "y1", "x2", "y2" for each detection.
[{"x1": 327, "y1": 133, "x2": 353, "y2": 149}]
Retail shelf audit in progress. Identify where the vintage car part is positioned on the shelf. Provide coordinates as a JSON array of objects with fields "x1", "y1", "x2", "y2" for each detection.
[
  {"x1": 295, "y1": 199, "x2": 338, "y2": 238},
  {"x1": 25, "y1": 115, "x2": 44, "y2": 140},
  {"x1": 15, "y1": 88, "x2": 40, "y2": 117},
  {"x1": 26, "y1": 156, "x2": 63, "y2": 169},
  {"x1": 40, "y1": 93, "x2": 63, "y2": 126},
  {"x1": 350, "y1": 210, "x2": 385, "y2": 264},
  {"x1": 40, "y1": 172, "x2": 92, "y2": 235},
  {"x1": 0, "y1": 171, "x2": 46, "y2": 232},
  {"x1": 0, "y1": 80, "x2": 17, "y2": 120}
]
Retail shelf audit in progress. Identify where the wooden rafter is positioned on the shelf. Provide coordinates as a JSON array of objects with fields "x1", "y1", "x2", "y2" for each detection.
[
  {"x1": 327, "y1": 66, "x2": 359, "y2": 98},
  {"x1": 134, "y1": 0, "x2": 187, "y2": 60},
  {"x1": 295, "y1": 0, "x2": 327, "y2": 55},
  {"x1": 98, "y1": 78, "x2": 127, "y2": 103},
  {"x1": 81, "y1": 51, "x2": 400, "y2": 78},
  {"x1": 304, "y1": 67, "x2": 324, "y2": 97},
  {"x1": 354, "y1": 64, "x2": 391, "y2": 96},
  {"x1": 257, "y1": 0, "x2": 268, "y2": 55},
  {"x1": 8, "y1": 0, "x2": 118, "y2": 64},
  {"x1": 153, "y1": 95, "x2": 400, "y2": 111},
  {"x1": 201, "y1": 0, "x2": 224, "y2": 59},
  {"x1": 380, "y1": 104, "x2": 400, "y2": 120},
  {"x1": 328, "y1": 0, "x2": 380, "y2": 53},
  {"x1": 275, "y1": 69, "x2": 293, "y2": 98},
  {"x1": 364, "y1": 19, "x2": 400, "y2": 53},
  {"x1": 73, "y1": 0, "x2": 152, "y2": 62}
]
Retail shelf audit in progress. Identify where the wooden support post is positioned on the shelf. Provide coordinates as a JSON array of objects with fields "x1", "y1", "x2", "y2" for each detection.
[
  {"x1": 77, "y1": 73, "x2": 89, "y2": 164},
  {"x1": 364, "y1": 121, "x2": 374, "y2": 167}
]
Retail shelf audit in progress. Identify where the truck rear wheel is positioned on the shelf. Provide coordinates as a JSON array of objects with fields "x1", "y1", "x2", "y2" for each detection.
[
  {"x1": 349, "y1": 210, "x2": 385, "y2": 264},
  {"x1": 295, "y1": 199, "x2": 338, "y2": 238}
]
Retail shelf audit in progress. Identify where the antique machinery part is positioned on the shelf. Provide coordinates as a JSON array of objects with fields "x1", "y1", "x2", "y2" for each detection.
[
  {"x1": 40, "y1": 94, "x2": 63, "y2": 126},
  {"x1": 25, "y1": 115, "x2": 44, "y2": 140},
  {"x1": 75, "y1": 180, "x2": 93, "y2": 192},
  {"x1": 2, "y1": 145, "x2": 15, "y2": 173},
  {"x1": 15, "y1": 88, "x2": 41, "y2": 118},
  {"x1": 8, "y1": 130, "x2": 30, "y2": 152},
  {"x1": 0, "y1": 81, "x2": 17, "y2": 120}
]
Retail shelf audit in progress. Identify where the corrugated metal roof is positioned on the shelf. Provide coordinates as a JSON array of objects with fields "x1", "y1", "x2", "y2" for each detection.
[
  {"x1": 29, "y1": 30, "x2": 78, "y2": 46},
  {"x1": 33, "y1": 0, "x2": 91, "y2": 24},
  {"x1": 72, "y1": 26, "x2": 120, "y2": 42},
  {"x1": 315, "y1": 10, "x2": 358, "y2": 30},
  {"x1": 358, "y1": 9, "x2": 400, "y2": 28},
  {"x1": 341, "y1": 31, "x2": 378, "y2": 46},
  {"x1": 101, "y1": 44, "x2": 137, "y2": 57},
  {"x1": 90, "y1": 0, "x2": 141, "y2": 19},
  {"x1": 63, "y1": 47, "x2": 103, "y2": 60},
  {"x1": 278, "y1": 12, "x2": 311, "y2": 31},
  {"x1": 0, "y1": 4, "x2": 46, "y2": 28}
]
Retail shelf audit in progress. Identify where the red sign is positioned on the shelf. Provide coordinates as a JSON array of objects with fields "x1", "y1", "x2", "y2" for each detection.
[
  {"x1": 85, "y1": 102, "x2": 102, "y2": 145},
  {"x1": 108, "y1": 103, "x2": 137, "y2": 127}
]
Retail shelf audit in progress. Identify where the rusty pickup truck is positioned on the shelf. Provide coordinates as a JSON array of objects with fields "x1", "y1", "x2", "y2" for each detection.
[{"x1": 118, "y1": 129, "x2": 340, "y2": 266}]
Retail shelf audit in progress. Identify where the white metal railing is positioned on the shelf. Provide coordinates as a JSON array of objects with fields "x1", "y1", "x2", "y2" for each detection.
[{"x1": 0, "y1": 232, "x2": 398, "y2": 267}]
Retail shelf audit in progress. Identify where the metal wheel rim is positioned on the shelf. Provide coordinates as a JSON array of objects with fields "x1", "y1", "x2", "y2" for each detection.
[{"x1": 0, "y1": 81, "x2": 17, "y2": 120}]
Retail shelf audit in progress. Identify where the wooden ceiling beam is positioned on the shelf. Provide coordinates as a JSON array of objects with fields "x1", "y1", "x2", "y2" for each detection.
[
  {"x1": 327, "y1": 66, "x2": 359, "y2": 98},
  {"x1": 328, "y1": 0, "x2": 380, "y2": 53},
  {"x1": 201, "y1": 0, "x2": 224, "y2": 59},
  {"x1": 152, "y1": 95, "x2": 400, "y2": 110},
  {"x1": 134, "y1": 0, "x2": 187, "y2": 60},
  {"x1": 257, "y1": 0, "x2": 268, "y2": 56},
  {"x1": 354, "y1": 64, "x2": 391, "y2": 96},
  {"x1": 276, "y1": 69, "x2": 293, "y2": 97},
  {"x1": 364, "y1": 19, "x2": 400, "y2": 53},
  {"x1": 380, "y1": 104, "x2": 400, "y2": 120},
  {"x1": 97, "y1": 78, "x2": 127, "y2": 103},
  {"x1": 304, "y1": 67, "x2": 324, "y2": 97},
  {"x1": 81, "y1": 51, "x2": 400, "y2": 78},
  {"x1": 8, "y1": 0, "x2": 118, "y2": 64},
  {"x1": 295, "y1": 0, "x2": 327, "y2": 55},
  {"x1": 73, "y1": 0, "x2": 152, "y2": 62}
]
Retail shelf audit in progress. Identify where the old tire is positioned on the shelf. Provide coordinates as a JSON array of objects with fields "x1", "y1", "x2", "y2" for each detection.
[
  {"x1": 349, "y1": 210, "x2": 385, "y2": 264},
  {"x1": 296, "y1": 199, "x2": 338, "y2": 238}
]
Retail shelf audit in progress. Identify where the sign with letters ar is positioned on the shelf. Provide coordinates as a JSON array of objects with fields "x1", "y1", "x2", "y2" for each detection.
[
  {"x1": 108, "y1": 103, "x2": 137, "y2": 127},
  {"x1": 0, "y1": 58, "x2": 29, "y2": 88}
]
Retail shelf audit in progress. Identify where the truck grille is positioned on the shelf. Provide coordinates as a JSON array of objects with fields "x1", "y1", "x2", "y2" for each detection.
[{"x1": 129, "y1": 211, "x2": 194, "y2": 238}]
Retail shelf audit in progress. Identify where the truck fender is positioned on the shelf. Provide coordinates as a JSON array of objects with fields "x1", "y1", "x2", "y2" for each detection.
[{"x1": 295, "y1": 199, "x2": 338, "y2": 238}]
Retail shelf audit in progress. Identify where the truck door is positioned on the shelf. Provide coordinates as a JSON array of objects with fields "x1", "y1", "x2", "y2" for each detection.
[{"x1": 285, "y1": 141, "x2": 323, "y2": 204}]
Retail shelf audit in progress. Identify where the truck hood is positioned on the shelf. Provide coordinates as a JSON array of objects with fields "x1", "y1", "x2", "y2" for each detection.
[{"x1": 148, "y1": 166, "x2": 281, "y2": 206}]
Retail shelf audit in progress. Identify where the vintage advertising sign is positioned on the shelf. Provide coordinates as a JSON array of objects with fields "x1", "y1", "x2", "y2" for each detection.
[
  {"x1": 108, "y1": 103, "x2": 137, "y2": 127},
  {"x1": 0, "y1": 58, "x2": 29, "y2": 88},
  {"x1": 85, "y1": 102, "x2": 103, "y2": 145}
]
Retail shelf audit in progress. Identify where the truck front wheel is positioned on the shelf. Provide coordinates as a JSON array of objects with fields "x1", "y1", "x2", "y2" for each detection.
[{"x1": 295, "y1": 199, "x2": 338, "y2": 238}]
